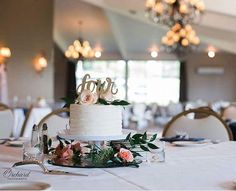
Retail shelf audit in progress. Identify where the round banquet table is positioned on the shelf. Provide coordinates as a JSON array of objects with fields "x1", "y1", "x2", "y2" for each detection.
[{"x1": 0, "y1": 142, "x2": 236, "y2": 190}]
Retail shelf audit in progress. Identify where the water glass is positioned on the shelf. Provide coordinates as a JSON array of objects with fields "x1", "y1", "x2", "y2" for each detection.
[
  {"x1": 23, "y1": 141, "x2": 43, "y2": 162},
  {"x1": 148, "y1": 140, "x2": 165, "y2": 163}
]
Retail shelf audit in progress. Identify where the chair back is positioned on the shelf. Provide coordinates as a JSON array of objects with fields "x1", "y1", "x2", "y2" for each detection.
[
  {"x1": 37, "y1": 108, "x2": 69, "y2": 138},
  {"x1": 0, "y1": 103, "x2": 14, "y2": 138},
  {"x1": 222, "y1": 104, "x2": 236, "y2": 121},
  {"x1": 21, "y1": 106, "x2": 52, "y2": 138},
  {"x1": 162, "y1": 108, "x2": 233, "y2": 141},
  {"x1": 0, "y1": 103, "x2": 10, "y2": 111}
]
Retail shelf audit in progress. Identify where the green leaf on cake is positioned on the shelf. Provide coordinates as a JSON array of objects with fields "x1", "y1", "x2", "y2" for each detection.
[
  {"x1": 61, "y1": 97, "x2": 75, "y2": 108},
  {"x1": 111, "y1": 100, "x2": 130, "y2": 106},
  {"x1": 97, "y1": 98, "x2": 129, "y2": 106},
  {"x1": 97, "y1": 98, "x2": 110, "y2": 105}
]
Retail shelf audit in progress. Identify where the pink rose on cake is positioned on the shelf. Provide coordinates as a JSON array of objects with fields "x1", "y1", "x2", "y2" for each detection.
[
  {"x1": 100, "y1": 90, "x2": 114, "y2": 102},
  {"x1": 117, "y1": 148, "x2": 134, "y2": 162},
  {"x1": 79, "y1": 89, "x2": 98, "y2": 105}
]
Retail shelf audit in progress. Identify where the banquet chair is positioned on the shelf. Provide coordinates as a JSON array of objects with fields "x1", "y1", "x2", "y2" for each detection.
[
  {"x1": 0, "y1": 102, "x2": 10, "y2": 110},
  {"x1": 193, "y1": 106, "x2": 213, "y2": 119},
  {"x1": 21, "y1": 106, "x2": 52, "y2": 138},
  {"x1": 0, "y1": 103, "x2": 14, "y2": 138},
  {"x1": 37, "y1": 108, "x2": 69, "y2": 138},
  {"x1": 221, "y1": 104, "x2": 236, "y2": 121},
  {"x1": 162, "y1": 108, "x2": 233, "y2": 141}
]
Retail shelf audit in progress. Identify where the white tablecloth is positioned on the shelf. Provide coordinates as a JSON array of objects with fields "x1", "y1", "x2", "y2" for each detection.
[{"x1": 0, "y1": 142, "x2": 236, "y2": 190}]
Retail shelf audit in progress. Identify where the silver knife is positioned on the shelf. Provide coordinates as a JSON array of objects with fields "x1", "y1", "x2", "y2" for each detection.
[
  {"x1": 12, "y1": 160, "x2": 88, "y2": 176},
  {"x1": 47, "y1": 170, "x2": 88, "y2": 176}
]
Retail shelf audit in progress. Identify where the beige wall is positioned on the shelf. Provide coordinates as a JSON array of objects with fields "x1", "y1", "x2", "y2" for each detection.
[
  {"x1": 1, "y1": 0, "x2": 236, "y2": 105},
  {"x1": 186, "y1": 52, "x2": 236, "y2": 102},
  {"x1": 0, "y1": 0, "x2": 54, "y2": 105},
  {"x1": 54, "y1": 43, "x2": 68, "y2": 101}
]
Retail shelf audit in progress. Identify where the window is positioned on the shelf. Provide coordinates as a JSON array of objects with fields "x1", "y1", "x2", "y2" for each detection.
[
  {"x1": 128, "y1": 60, "x2": 180, "y2": 105},
  {"x1": 76, "y1": 60, "x2": 180, "y2": 105}
]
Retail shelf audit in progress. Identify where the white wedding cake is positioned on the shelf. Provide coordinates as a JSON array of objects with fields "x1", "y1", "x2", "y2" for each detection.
[
  {"x1": 67, "y1": 74, "x2": 128, "y2": 138},
  {"x1": 69, "y1": 104, "x2": 122, "y2": 136}
]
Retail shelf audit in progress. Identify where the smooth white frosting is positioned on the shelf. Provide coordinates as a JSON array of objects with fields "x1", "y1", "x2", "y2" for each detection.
[{"x1": 69, "y1": 104, "x2": 122, "y2": 136}]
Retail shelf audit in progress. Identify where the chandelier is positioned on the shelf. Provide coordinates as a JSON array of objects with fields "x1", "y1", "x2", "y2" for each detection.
[
  {"x1": 145, "y1": 0, "x2": 205, "y2": 26},
  {"x1": 65, "y1": 39, "x2": 95, "y2": 60},
  {"x1": 161, "y1": 22, "x2": 200, "y2": 52},
  {"x1": 65, "y1": 21, "x2": 96, "y2": 60}
]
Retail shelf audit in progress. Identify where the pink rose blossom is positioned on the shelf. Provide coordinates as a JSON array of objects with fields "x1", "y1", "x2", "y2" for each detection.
[
  {"x1": 118, "y1": 148, "x2": 134, "y2": 162},
  {"x1": 100, "y1": 90, "x2": 114, "y2": 101},
  {"x1": 72, "y1": 142, "x2": 82, "y2": 152},
  {"x1": 55, "y1": 144, "x2": 73, "y2": 160},
  {"x1": 55, "y1": 145, "x2": 63, "y2": 156},
  {"x1": 61, "y1": 145, "x2": 73, "y2": 159},
  {"x1": 80, "y1": 90, "x2": 98, "y2": 105}
]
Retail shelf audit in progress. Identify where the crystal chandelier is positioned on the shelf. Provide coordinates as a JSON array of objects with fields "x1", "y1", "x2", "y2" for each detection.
[
  {"x1": 145, "y1": 0, "x2": 205, "y2": 26},
  {"x1": 65, "y1": 21, "x2": 95, "y2": 60},
  {"x1": 161, "y1": 22, "x2": 200, "y2": 52},
  {"x1": 65, "y1": 39, "x2": 95, "y2": 60}
]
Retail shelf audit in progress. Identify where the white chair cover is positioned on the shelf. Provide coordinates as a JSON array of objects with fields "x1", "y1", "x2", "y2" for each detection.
[
  {"x1": 0, "y1": 109, "x2": 14, "y2": 138},
  {"x1": 163, "y1": 115, "x2": 231, "y2": 141},
  {"x1": 22, "y1": 107, "x2": 52, "y2": 138},
  {"x1": 41, "y1": 115, "x2": 69, "y2": 138},
  {"x1": 12, "y1": 108, "x2": 25, "y2": 138}
]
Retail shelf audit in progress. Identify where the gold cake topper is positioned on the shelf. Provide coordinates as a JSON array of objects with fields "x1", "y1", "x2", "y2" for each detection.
[{"x1": 76, "y1": 74, "x2": 118, "y2": 97}]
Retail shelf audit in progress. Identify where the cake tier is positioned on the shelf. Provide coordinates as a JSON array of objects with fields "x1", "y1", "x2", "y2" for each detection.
[{"x1": 69, "y1": 104, "x2": 122, "y2": 136}]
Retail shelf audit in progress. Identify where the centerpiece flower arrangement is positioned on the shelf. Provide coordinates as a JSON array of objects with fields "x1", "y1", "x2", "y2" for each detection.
[
  {"x1": 49, "y1": 132, "x2": 158, "y2": 168},
  {"x1": 48, "y1": 74, "x2": 159, "y2": 168}
]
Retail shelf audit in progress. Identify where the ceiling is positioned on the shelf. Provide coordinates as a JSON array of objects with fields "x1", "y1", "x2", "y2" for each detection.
[{"x1": 54, "y1": 0, "x2": 236, "y2": 60}]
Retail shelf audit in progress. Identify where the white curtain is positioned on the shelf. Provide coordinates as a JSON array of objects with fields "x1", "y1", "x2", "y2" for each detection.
[{"x1": 0, "y1": 64, "x2": 8, "y2": 104}]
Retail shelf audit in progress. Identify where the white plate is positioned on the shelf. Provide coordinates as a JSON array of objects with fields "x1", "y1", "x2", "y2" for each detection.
[
  {"x1": 0, "y1": 182, "x2": 51, "y2": 190},
  {"x1": 172, "y1": 141, "x2": 210, "y2": 147},
  {"x1": 7, "y1": 140, "x2": 24, "y2": 147}
]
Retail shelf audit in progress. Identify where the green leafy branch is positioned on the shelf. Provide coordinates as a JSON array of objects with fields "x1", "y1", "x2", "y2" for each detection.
[
  {"x1": 125, "y1": 132, "x2": 159, "y2": 152},
  {"x1": 85, "y1": 144, "x2": 115, "y2": 167},
  {"x1": 97, "y1": 98, "x2": 130, "y2": 106}
]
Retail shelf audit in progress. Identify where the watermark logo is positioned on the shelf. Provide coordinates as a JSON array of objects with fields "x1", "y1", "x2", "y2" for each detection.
[{"x1": 2, "y1": 168, "x2": 31, "y2": 180}]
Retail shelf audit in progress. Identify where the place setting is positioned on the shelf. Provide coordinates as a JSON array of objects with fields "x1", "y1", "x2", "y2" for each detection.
[{"x1": 160, "y1": 133, "x2": 214, "y2": 147}]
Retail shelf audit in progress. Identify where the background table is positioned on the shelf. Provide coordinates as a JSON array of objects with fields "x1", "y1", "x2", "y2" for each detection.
[{"x1": 0, "y1": 142, "x2": 236, "y2": 190}]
